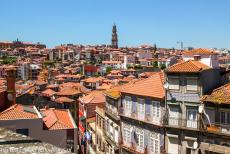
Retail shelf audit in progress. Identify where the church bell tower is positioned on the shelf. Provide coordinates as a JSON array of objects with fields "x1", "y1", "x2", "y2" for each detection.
[{"x1": 111, "y1": 24, "x2": 118, "y2": 48}]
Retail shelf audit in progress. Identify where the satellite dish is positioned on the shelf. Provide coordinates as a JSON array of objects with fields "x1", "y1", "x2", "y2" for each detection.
[
  {"x1": 193, "y1": 141, "x2": 198, "y2": 149},
  {"x1": 198, "y1": 105, "x2": 204, "y2": 114}
]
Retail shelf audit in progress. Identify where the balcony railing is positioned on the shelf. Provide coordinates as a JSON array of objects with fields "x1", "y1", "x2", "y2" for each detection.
[
  {"x1": 119, "y1": 107, "x2": 162, "y2": 125},
  {"x1": 121, "y1": 141, "x2": 145, "y2": 154},
  {"x1": 206, "y1": 123, "x2": 230, "y2": 135},
  {"x1": 164, "y1": 117, "x2": 198, "y2": 129}
]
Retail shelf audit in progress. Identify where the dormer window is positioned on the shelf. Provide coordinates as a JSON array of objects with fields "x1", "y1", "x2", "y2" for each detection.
[{"x1": 194, "y1": 55, "x2": 201, "y2": 61}]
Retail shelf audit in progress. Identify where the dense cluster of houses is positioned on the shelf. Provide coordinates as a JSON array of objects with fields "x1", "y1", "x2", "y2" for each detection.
[{"x1": 0, "y1": 35, "x2": 230, "y2": 154}]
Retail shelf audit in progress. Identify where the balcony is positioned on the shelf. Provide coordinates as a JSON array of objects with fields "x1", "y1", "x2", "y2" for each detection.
[
  {"x1": 164, "y1": 117, "x2": 199, "y2": 130},
  {"x1": 105, "y1": 107, "x2": 119, "y2": 121},
  {"x1": 119, "y1": 107, "x2": 162, "y2": 126},
  {"x1": 206, "y1": 123, "x2": 230, "y2": 135},
  {"x1": 121, "y1": 141, "x2": 145, "y2": 154}
]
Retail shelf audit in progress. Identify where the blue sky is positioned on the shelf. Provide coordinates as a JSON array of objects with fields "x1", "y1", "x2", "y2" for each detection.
[{"x1": 0, "y1": 0, "x2": 230, "y2": 48}]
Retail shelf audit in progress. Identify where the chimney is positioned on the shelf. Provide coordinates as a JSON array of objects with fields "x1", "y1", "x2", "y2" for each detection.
[{"x1": 6, "y1": 67, "x2": 16, "y2": 107}]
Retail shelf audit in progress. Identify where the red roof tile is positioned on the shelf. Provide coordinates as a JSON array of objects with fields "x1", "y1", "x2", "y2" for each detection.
[
  {"x1": 41, "y1": 108, "x2": 75, "y2": 130},
  {"x1": 55, "y1": 97, "x2": 75, "y2": 104},
  {"x1": 79, "y1": 91, "x2": 105, "y2": 104},
  {"x1": 41, "y1": 89, "x2": 56, "y2": 97},
  {"x1": 182, "y1": 48, "x2": 217, "y2": 56},
  {"x1": 0, "y1": 104, "x2": 39, "y2": 120},
  {"x1": 166, "y1": 60, "x2": 210, "y2": 73},
  {"x1": 202, "y1": 83, "x2": 230, "y2": 104},
  {"x1": 56, "y1": 88, "x2": 81, "y2": 96},
  {"x1": 121, "y1": 73, "x2": 165, "y2": 100}
]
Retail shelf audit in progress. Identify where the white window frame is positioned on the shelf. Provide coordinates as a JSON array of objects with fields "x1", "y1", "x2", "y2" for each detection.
[
  {"x1": 123, "y1": 125, "x2": 131, "y2": 144},
  {"x1": 136, "y1": 128, "x2": 144, "y2": 149},
  {"x1": 124, "y1": 96, "x2": 132, "y2": 113},
  {"x1": 152, "y1": 101, "x2": 160, "y2": 118},
  {"x1": 149, "y1": 132, "x2": 159, "y2": 154}
]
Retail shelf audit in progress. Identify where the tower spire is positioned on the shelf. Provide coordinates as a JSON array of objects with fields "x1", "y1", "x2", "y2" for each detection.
[{"x1": 111, "y1": 24, "x2": 118, "y2": 48}]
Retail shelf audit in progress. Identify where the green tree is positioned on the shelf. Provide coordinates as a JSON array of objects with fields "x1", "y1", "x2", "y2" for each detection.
[
  {"x1": 106, "y1": 67, "x2": 112, "y2": 74},
  {"x1": 160, "y1": 63, "x2": 166, "y2": 70},
  {"x1": 153, "y1": 61, "x2": 158, "y2": 68}
]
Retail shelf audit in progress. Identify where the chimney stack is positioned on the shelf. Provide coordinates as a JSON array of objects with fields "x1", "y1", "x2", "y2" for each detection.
[{"x1": 6, "y1": 67, "x2": 16, "y2": 107}]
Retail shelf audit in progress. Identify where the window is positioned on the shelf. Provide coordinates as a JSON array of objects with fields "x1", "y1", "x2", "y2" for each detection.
[
  {"x1": 220, "y1": 111, "x2": 230, "y2": 124},
  {"x1": 124, "y1": 96, "x2": 132, "y2": 113},
  {"x1": 123, "y1": 126, "x2": 131, "y2": 143},
  {"x1": 187, "y1": 108, "x2": 197, "y2": 121},
  {"x1": 186, "y1": 79, "x2": 198, "y2": 91},
  {"x1": 168, "y1": 78, "x2": 179, "y2": 90},
  {"x1": 187, "y1": 108, "x2": 198, "y2": 128},
  {"x1": 136, "y1": 128, "x2": 144, "y2": 149},
  {"x1": 152, "y1": 101, "x2": 160, "y2": 118},
  {"x1": 149, "y1": 132, "x2": 159, "y2": 154},
  {"x1": 137, "y1": 98, "x2": 145, "y2": 116}
]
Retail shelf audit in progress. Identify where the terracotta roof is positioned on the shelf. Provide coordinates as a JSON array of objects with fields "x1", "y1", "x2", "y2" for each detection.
[
  {"x1": 84, "y1": 77, "x2": 104, "y2": 83},
  {"x1": 47, "y1": 84, "x2": 59, "y2": 89},
  {"x1": 182, "y1": 48, "x2": 218, "y2": 56},
  {"x1": 55, "y1": 97, "x2": 75, "y2": 104},
  {"x1": 104, "y1": 86, "x2": 123, "y2": 99},
  {"x1": 96, "y1": 83, "x2": 113, "y2": 90},
  {"x1": 59, "y1": 82, "x2": 89, "y2": 94},
  {"x1": 41, "y1": 89, "x2": 56, "y2": 97},
  {"x1": 202, "y1": 83, "x2": 230, "y2": 104},
  {"x1": 56, "y1": 88, "x2": 81, "y2": 96},
  {"x1": 41, "y1": 108, "x2": 75, "y2": 130},
  {"x1": 121, "y1": 73, "x2": 165, "y2": 100},
  {"x1": 0, "y1": 104, "x2": 39, "y2": 120},
  {"x1": 166, "y1": 60, "x2": 210, "y2": 73},
  {"x1": 139, "y1": 72, "x2": 156, "y2": 78},
  {"x1": 79, "y1": 91, "x2": 105, "y2": 104}
]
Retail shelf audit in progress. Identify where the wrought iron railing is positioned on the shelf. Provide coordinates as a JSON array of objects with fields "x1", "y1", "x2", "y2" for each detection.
[{"x1": 164, "y1": 117, "x2": 199, "y2": 129}]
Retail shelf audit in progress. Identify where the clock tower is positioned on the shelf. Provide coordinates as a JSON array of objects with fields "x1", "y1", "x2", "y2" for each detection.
[{"x1": 6, "y1": 67, "x2": 16, "y2": 107}]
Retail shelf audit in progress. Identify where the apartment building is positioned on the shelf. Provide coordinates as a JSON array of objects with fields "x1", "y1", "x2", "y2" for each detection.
[
  {"x1": 119, "y1": 73, "x2": 165, "y2": 154},
  {"x1": 104, "y1": 85, "x2": 124, "y2": 154},
  {"x1": 164, "y1": 60, "x2": 226, "y2": 154}
]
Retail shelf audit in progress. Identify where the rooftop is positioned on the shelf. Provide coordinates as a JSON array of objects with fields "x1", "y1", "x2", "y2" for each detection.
[
  {"x1": 121, "y1": 72, "x2": 165, "y2": 100},
  {"x1": 182, "y1": 48, "x2": 217, "y2": 56},
  {"x1": 0, "y1": 104, "x2": 40, "y2": 120},
  {"x1": 79, "y1": 90, "x2": 105, "y2": 104},
  {"x1": 202, "y1": 83, "x2": 230, "y2": 104},
  {"x1": 166, "y1": 60, "x2": 210, "y2": 73},
  {"x1": 41, "y1": 108, "x2": 76, "y2": 130}
]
